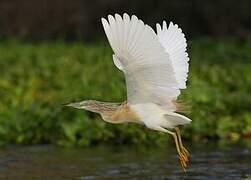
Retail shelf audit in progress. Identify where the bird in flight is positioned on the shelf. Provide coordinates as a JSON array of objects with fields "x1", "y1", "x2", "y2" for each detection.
[{"x1": 66, "y1": 13, "x2": 191, "y2": 171}]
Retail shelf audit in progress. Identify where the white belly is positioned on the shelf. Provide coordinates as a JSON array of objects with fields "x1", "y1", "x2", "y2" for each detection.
[
  {"x1": 130, "y1": 103, "x2": 191, "y2": 129},
  {"x1": 131, "y1": 103, "x2": 168, "y2": 127}
]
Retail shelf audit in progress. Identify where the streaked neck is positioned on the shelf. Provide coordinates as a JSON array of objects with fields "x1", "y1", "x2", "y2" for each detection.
[{"x1": 87, "y1": 101, "x2": 122, "y2": 114}]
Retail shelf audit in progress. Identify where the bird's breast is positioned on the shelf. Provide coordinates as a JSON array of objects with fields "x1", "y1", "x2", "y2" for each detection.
[{"x1": 102, "y1": 104, "x2": 142, "y2": 124}]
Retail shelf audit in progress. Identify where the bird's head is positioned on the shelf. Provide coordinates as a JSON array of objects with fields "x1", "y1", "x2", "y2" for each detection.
[{"x1": 65, "y1": 100, "x2": 101, "y2": 113}]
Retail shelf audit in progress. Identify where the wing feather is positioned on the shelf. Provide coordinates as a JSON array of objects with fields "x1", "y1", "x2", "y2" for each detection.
[
  {"x1": 156, "y1": 21, "x2": 189, "y2": 89},
  {"x1": 101, "y1": 14, "x2": 180, "y2": 109}
]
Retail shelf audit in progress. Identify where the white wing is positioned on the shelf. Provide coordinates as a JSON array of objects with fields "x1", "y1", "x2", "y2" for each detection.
[
  {"x1": 156, "y1": 21, "x2": 189, "y2": 89},
  {"x1": 101, "y1": 14, "x2": 180, "y2": 109}
]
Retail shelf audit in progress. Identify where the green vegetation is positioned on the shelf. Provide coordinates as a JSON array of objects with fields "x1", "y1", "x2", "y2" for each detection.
[{"x1": 0, "y1": 38, "x2": 250, "y2": 146}]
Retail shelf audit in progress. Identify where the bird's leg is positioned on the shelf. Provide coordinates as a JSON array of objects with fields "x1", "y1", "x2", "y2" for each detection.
[
  {"x1": 149, "y1": 126, "x2": 188, "y2": 171},
  {"x1": 175, "y1": 127, "x2": 190, "y2": 159},
  {"x1": 170, "y1": 131, "x2": 188, "y2": 171}
]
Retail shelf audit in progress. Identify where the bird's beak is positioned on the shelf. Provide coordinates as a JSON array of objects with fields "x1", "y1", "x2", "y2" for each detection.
[{"x1": 64, "y1": 102, "x2": 84, "y2": 109}]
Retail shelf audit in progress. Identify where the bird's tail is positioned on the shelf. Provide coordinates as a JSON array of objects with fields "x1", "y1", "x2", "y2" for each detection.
[{"x1": 163, "y1": 112, "x2": 192, "y2": 128}]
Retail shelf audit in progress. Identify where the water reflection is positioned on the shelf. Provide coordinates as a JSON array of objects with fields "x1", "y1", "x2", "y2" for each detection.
[{"x1": 0, "y1": 143, "x2": 250, "y2": 179}]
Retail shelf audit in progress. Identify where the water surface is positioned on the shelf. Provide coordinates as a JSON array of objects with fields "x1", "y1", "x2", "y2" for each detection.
[{"x1": 0, "y1": 143, "x2": 250, "y2": 179}]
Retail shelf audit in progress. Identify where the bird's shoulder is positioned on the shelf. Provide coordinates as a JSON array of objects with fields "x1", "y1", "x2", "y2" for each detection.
[{"x1": 109, "y1": 101, "x2": 141, "y2": 123}]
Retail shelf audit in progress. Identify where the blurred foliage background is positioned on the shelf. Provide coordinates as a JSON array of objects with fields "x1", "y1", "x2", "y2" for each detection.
[{"x1": 0, "y1": 0, "x2": 250, "y2": 146}]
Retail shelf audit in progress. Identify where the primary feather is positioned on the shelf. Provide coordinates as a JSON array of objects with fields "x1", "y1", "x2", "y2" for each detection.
[
  {"x1": 156, "y1": 21, "x2": 189, "y2": 89},
  {"x1": 101, "y1": 13, "x2": 180, "y2": 110}
]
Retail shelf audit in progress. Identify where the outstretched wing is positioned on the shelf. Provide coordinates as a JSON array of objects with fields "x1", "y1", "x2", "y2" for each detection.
[
  {"x1": 156, "y1": 21, "x2": 189, "y2": 89},
  {"x1": 101, "y1": 13, "x2": 180, "y2": 109}
]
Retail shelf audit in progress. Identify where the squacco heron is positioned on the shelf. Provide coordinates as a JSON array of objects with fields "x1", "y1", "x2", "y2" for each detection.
[{"x1": 66, "y1": 13, "x2": 191, "y2": 171}]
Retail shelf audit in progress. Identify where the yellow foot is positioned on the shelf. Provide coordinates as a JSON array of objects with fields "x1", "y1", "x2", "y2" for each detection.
[
  {"x1": 178, "y1": 148, "x2": 190, "y2": 171},
  {"x1": 181, "y1": 146, "x2": 190, "y2": 158},
  {"x1": 180, "y1": 152, "x2": 188, "y2": 163},
  {"x1": 178, "y1": 154, "x2": 187, "y2": 172}
]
